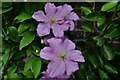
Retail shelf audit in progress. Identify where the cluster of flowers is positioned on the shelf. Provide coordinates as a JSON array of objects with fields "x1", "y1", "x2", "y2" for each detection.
[{"x1": 32, "y1": 3, "x2": 85, "y2": 79}]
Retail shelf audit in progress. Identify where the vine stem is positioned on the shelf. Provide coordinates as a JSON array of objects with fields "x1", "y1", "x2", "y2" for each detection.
[{"x1": 72, "y1": 74, "x2": 75, "y2": 79}]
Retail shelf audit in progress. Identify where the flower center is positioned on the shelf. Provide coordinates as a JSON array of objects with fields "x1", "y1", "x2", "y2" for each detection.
[
  {"x1": 50, "y1": 18, "x2": 56, "y2": 24},
  {"x1": 60, "y1": 52, "x2": 66, "y2": 59}
]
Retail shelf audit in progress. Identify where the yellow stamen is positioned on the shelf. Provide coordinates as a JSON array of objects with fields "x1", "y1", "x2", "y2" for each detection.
[
  {"x1": 50, "y1": 18, "x2": 56, "y2": 23},
  {"x1": 60, "y1": 52, "x2": 66, "y2": 59}
]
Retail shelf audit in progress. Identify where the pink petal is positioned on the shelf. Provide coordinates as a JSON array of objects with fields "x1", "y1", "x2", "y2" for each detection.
[
  {"x1": 55, "y1": 4, "x2": 73, "y2": 20},
  {"x1": 37, "y1": 23, "x2": 50, "y2": 36},
  {"x1": 44, "y1": 3, "x2": 57, "y2": 17},
  {"x1": 62, "y1": 39, "x2": 75, "y2": 51},
  {"x1": 64, "y1": 59, "x2": 79, "y2": 76},
  {"x1": 47, "y1": 38, "x2": 62, "y2": 54},
  {"x1": 67, "y1": 50, "x2": 85, "y2": 62},
  {"x1": 63, "y1": 4, "x2": 73, "y2": 13},
  {"x1": 47, "y1": 59, "x2": 65, "y2": 78},
  {"x1": 41, "y1": 71, "x2": 69, "y2": 79},
  {"x1": 67, "y1": 12, "x2": 79, "y2": 20},
  {"x1": 40, "y1": 47, "x2": 57, "y2": 61},
  {"x1": 23, "y1": 57, "x2": 28, "y2": 62},
  {"x1": 32, "y1": 10, "x2": 49, "y2": 22},
  {"x1": 52, "y1": 24, "x2": 64, "y2": 37},
  {"x1": 57, "y1": 73, "x2": 70, "y2": 78},
  {"x1": 69, "y1": 21, "x2": 75, "y2": 31},
  {"x1": 59, "y1": 23, "x2": 69, "y2": 31},
  {"x1": 43, "y1": 36, "x2": 53, "y2": 45}
]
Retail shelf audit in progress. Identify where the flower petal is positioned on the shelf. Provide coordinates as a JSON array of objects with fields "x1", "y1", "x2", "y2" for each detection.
[
  {"x1": 47, "y1": 59, "x2": 65, "y2": 78},
  {"x1": 32, "y1": 10, "x2": 49, "y2": 22},
  {"x1": 41, "y1": 71, "x2": 70, "y2": 79},
  {"x1": 37, "y1": 23, "x2": 50, "y2": 36},
  {"x1": 62, "y1": 39, "x2": 75, "y2": 51},
  {"x1": 64, "y1": 59, "x2": 79, "y2": 76},
  {"x1": 57, "y1": 73, "x2": 70, "y2": 78},
  {"x1": 67, "y1": 50, "x2": 85, "y2": 62},
  {"x1": 59, "y1": 23, "x2": 69, "y2": 31},
  {"x1": 55, "y1": 4, "x2": 73, "y2": 20},
  {"x1": 52, "y1": 24, "x2": 64, "y2": 37},
  {"x1": 45, "y1": 3, "x2": 57, "y2": 17},
  {"x1": 40, "y1": 47, "x2": 57, "y2": 60},
  {"x1": 63, "y1": 4, "x2": 73, "y2": 13},
  {"x1": 67, "y1": 12, "x2": 79, "y2": 20},
  {"x1": 69, "y1": 21, "x2": 75, "y2": 31},
  {"x1": 43, "y1": 36, "x2": 53, "y2": 45},
  {"x1": 47, "y1": 38, "x2": 62, "y2": 54},
  {"x1": 23, "y1": 57, "x2": 28, "y2": 62}
]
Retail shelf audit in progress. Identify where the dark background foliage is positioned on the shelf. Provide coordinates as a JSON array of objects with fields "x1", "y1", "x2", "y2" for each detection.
[{"x1": 1, "y1": 2, "x2": 120, "y2": 79}]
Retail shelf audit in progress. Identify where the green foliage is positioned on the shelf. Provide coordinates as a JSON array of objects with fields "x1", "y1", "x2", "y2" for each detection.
[
  {"x1": 19, "y1": 31, "x2": 35, "y2": 50},
  {"x1": 101, "y1": 44, "x2": 115, "y2": 60},
  {"x1": 2, "y1": 2, "x2": 120, "y2": 79},
  {"x1": 14, "y1": 11, "x2": 32, "y2": 23},
  {"x1": 81, "y1": 6, "x2": 91, "y2": 15},
  {"x1": 81, "y1": 25, "x2": 92, "y2": 32},
  {"x1": 7, "y1": 26, "x2": 19, "y2": 42},
  {"x1": 101, "y1": 2, "x2": 118, "y2": 11}
]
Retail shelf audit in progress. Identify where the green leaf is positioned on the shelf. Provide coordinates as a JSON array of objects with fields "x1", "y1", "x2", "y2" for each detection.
[
  {"x1": 23, "y1": 71, "x2": 33, "y2": 78},
  {"x1": 32, "y1": 58, "x2": 41, "y2": 78},
  {"x1": 2, "y1": 2, "x2": 12, "y2": 8},
  {"x1": 81, "y1": 6, "x2": 91, "y2": 15},
  {"x1": 0, "y1": 7, "x2": 13, "y2": 14},
  {"x1": 25, "y1": 3, "x2": 43, "y2": 14},
  {"x1": 14, "y1": 11, "x2": 31, "y2": 23},
  {"x1": 103, "y1": 23, "x2": 117, "y2": 35},
  {"x1": 101, "y1": 2, "x2": 118, "y2": 11},
  {"x1": 29, "y1": 24, "x2": 36, "y2": 31},
  {"x1": 104, "y1": 64, "x2": 118, "y2": 74},
  {"x1": 104, "y1": 29, "x2": 120, "y2": 38},
  {"x1": 97, "y1": 55, "x2": 104, "y2": 68},
  {"x1": 88, "y1": 55, "x2": 99, "y2": 69},
  {"x1": 81, "y1": 25, "x2": 92, "y2": 32},
  {"x1": 99, "y1": 69, "x2": 109, "y2": 78},
  {"x1": 101, "y1": 44, "x2": 115, "y2": 60},
  {"x1": 19, "y1": 31, "x2": 35, "y2": 50},
  {"x1": 24, "y1": 57, "x2": 41, "y2": 78},
  {"x1": 7, "y1": 65, "x2": 17, "y2": 74},
  {"x1": 7, "y1": 73, "x2": 22, "y2": 78},
  {"x1": 93, "y1": 36, "x2": 104, "y2": 46},
  {"x1": 2, "y1": 51, "x2": 9, "y2": 66},
  {"x1": 24, "y1": 57, "x2": 35, "y2": 71},
  {"x1": 18, "y1": 21, "x2": 33, "y2": 34},
  {"x1": 82, "y1": 12, "x2": 105, "y2": 26},
  {"x1": 2, "y1": 44, "x2": 10, "y2": 66},
  {"x1": 84, "y1": 51, "x2": 99, "y2": 69},
  {"x1": 97, "y1": 16, "x2": 106, "y2": 26},
  {"x1": 7, "y1": 26, "x2": 19, "y2": 42},
  {"x1": 26, "y1": 48, "x2": 34, "y2": 57}
]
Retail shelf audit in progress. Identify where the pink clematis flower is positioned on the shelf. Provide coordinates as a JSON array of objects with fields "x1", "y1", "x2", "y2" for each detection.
[
  {"x1": 39, "y1": 71, "x2": 70, "y2": 80},
  {"x1": 40, "y1": 38, "x2": 85, "y2": 78},
  {"x1": 56, "y1": 4, "x2": 79, "y2": 31},
  {"x1": 32, "y1": 3, "x2": 79, "y2": 37}
]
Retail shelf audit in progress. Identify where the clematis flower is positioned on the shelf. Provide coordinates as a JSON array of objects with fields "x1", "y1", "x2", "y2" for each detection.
[
  {"x1": 56, "y1": 4, "x2": 79, "y2": 31},
  {"x1": 40, "y1": 38, "x2": 85, "y2": 78},
  {"x1": 39, "y1": 71, "x2": 69, "y2": 80},
  {"x1": 32, "y1": 3, "x2": 79, "y2": 37}
]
